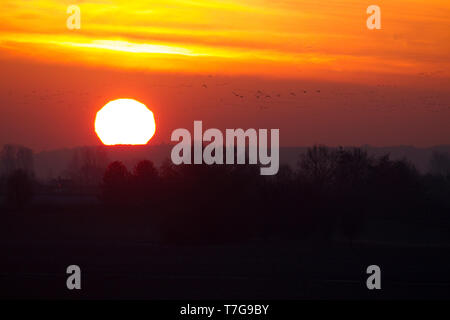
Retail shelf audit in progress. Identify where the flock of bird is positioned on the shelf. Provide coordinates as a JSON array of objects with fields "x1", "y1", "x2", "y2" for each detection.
[
  {"x1": 195, "y1": 78, "x2": 450, "y2": 112},
  {"x1": 3, "y1": 75, "x2": 448, "y2": 113},
  {"x1": 198, "y1": 80, "x2": 333, "y2": 110},
  {"x1": 201, "y1": 83, "x2": 322, "y2": 102}
]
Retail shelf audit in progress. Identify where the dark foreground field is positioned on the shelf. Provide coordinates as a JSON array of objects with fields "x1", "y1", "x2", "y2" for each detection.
[
  {"x1": 1, "y1": 204, "x2": 450, "y2": 300},
  {"x1": 2, "y1": 146, "x2": 450, "y2": 299}
]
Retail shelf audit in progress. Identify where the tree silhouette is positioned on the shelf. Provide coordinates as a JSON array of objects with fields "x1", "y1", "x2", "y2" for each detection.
[
  {"x1": 297, "y1": 145, "x2": 338, "y2": 191},
  {"x1": 6, "y1": 169, "x2": 34, "y2": 209},
  {"x1": 1, "y1": 144, "x2": 34, "y2": 177},
  {"x1": 67, "y1": 146, "x2": 109, "y2": 186},
  {"x1": 92, "y1": 145, "x2": 450, "y2": 246},
  {"x1": 100, "y1": 161, "x2": 130, "y2": 205},
  {"x1": 334, "y1": 148, "x2": 372, "y2": 244},
  {"x1": 131, "y1": 160, "x2": 161, "y2": 206}
]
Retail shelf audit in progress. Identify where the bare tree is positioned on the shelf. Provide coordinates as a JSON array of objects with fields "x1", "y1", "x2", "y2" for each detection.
[
  {"x1": 1, "y1": 145, "x2": 34, "y2": 177},
  {"x1": 67, "y1": 146, "x2": 109, "y2": 186},
  {"x1": 297, "y1": 145, "x2": 338, "y2": 188}
]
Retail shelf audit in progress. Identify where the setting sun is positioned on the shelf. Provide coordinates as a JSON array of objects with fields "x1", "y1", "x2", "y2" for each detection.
[{"x1": 95, "y1": 98, "x2": 156, "y2": 145}]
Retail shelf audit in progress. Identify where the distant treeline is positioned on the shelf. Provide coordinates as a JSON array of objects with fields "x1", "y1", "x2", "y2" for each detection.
[{"x1": 1, "y1": 144, "x2": 450, "y2": 244}]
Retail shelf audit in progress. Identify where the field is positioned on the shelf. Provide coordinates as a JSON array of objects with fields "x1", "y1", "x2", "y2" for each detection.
[{"x1": 1, "y1": 203, "x2": 449, "y2": 299}]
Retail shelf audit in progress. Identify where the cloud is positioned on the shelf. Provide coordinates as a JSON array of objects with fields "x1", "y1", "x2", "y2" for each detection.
[{"x1": 0, "y1": 0, "x2": 448, "y2": 78}]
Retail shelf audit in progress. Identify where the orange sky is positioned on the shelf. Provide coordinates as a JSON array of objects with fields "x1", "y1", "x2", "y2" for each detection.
[
  {"x1": 0, "y1": 0, "x2": 449, "y2": 150},
  {"x1": 1, "y1": 0, "x2": 449, "y2": 79}
]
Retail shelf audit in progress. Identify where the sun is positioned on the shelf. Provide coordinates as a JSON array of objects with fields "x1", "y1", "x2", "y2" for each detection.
[{"x1": 95, "y1": 98, "x2": 156, "y2": 145}]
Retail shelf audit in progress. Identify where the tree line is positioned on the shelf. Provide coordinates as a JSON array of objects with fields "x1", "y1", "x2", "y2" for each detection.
[
  {"x1": 99, "y1": 146, "x2": 450, "y2": 243},
  {"x1": 1, "y1": 144, "x2": 449, "y2": 244}
]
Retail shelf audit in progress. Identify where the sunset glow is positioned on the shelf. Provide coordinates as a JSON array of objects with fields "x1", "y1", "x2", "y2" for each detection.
[
  {"x1": 0, "y1": 0, "x2": 449, "y2": 151},
  {"x1": 0, "y1": 0, "x2": 448, "y2": 79}
]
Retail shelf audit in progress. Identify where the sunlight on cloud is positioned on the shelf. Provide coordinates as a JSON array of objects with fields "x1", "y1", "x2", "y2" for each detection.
[
  {"x1": 0, "y1": 0, "x2": 448, "y2": 79},
  {"x1": 62, "y1": 40, "x2": 200, "y2": 56}
]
